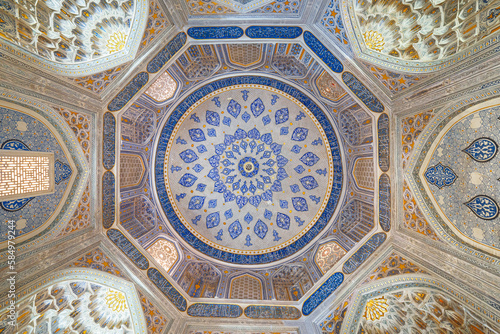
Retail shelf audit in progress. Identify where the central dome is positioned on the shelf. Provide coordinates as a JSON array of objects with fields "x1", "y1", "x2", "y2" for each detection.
[{"x1": 155, "y1": 76, "x2": 343, "y2": 265}]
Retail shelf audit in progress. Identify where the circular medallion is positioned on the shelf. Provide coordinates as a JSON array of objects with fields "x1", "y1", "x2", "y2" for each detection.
[
  {"x1": 155, "y1": 76, "x2": 343, "y2": 264},
  {"x1": 238, "y1": 157, "x2": 259, "y2": 178}
]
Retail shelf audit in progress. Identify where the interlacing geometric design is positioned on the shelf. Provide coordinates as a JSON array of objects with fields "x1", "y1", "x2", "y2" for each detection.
[
  {"x1": 315, "y1": 240, "x2": 346, "y2": 274},
  {"x1": 230, "y1": 274, "x2": 263, "y2": 300},
  {"x1": 401, "y1": 110, "x2": 435, "y2": 169},
  {"x1": 363, "y1": 252, "x2": 429, "y2": 284},
  {"x1": 147, "y1": 238, "x2": 178, "y2": 272},
  {"x1": 402, "y1": 180, "x2": 441, "y2": 241}
]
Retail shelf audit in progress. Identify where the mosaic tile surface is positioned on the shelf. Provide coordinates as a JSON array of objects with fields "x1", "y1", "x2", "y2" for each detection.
[
  {"x1": 316, "y1": 71, "x2": 347, "y2": 102},
  {"x1": 319, "y1": 295, "x2": 352, "y2": 333},
  {"x1": 401, "y1": 110, "x2": 436, "y2": 170},
  {"x1": 58, "y1": 182, "x2": 91, "y2": 236},
  {"x1": 139, "y1": 0, "x2": 170, "y2": 52},
  {"x1": 69, "y1": 248, "x2": 124, "y2": 278},
  {"x1": 363, "y1": 252, "x2": 429, "y2": 284},
  {"x1": 363, "y1": 63, "x2": 424, "y2": 93},
  {"x1": 164, "y1": 86, "x2": 333, "y2": 253},
  {"x1": 55, "y1": 107, "x2": 91, "y2": 162},
  {"x1": 302, "y1": 272, "x2": 344, "y2": 315},
  {"x1": 138, "y1": 290, "x2": 169, "y2": 334},
  {"x1": 185, "y1": 0, "x2": 302, "y2": 15},
  {"x1": 145, "y1": 71, "x2": 177, "y2": 102},
  {"x1": 0, "y1": 0, "x2": 148, "y2": 76},
  {"x1": 251, "y1": 0, "x2": 302, "y2": 14},
  {"x1": 315, "y1": 240, "x2": 346, "y2": 274},
  {"x1": 70, "y1": 65, "x2": 127, "y2": 94},
  {"x1": 423, "y1": 106, "x2": 500, "y2": 249},
  {"x1": 320, "y1": 0, "x2": 351, "y2": 52},
  {"x1": 343, "y1": 232, "x2": 386, "y2": 275},
  {"x1": 147, "y1": 238, "x2": 178, "y2": 271},
  {"x1": 230, "y1": 275, "x2": 262, "y2": 299},
  {"x1": 402, "y1": 180, "x2": 441, "y2": 241},
  {"x1": 0, "y1": 107, "x2": 71, "y2": 241},
  {"x1": 155, "y1": 76, "x2": 343, "y2": 264}
]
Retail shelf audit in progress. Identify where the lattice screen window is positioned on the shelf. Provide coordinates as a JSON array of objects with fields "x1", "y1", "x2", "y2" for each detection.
[{"x1": 0, "y1": 150, "x2": 54, "y2": 201}]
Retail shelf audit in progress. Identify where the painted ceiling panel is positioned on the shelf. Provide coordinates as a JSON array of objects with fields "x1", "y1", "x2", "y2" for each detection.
[{"x1": 1, "y1": 0, "x2": 500, "y2": 332}]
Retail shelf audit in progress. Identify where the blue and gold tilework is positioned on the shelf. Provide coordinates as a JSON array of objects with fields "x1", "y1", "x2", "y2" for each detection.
[
  {"x1": 0, "y1": 107, "x2": 72, "y2": 241},
  {"x1": 155, "y1": 75, "x2": 343, "y2": 265},
  {"x1": 422, "y1": 106, "x2": 500, "y2": 250}
]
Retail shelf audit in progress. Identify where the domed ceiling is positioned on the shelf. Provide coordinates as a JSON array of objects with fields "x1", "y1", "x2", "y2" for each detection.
[
  {"x1": 1, "y1": 0, "x2": 500, "y2": 333},
  {"x1": 157, "y1": 77, "x2": 341, "y2": 265},
  {"x1": 0, "y1": 0, "x2": 148, "y2": 75},
  {"x1": 113, "y1": 37, "x2": 383, "y2": 305}
]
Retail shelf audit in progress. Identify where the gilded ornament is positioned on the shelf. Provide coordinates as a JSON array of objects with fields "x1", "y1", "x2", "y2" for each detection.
[
  {"x1": 363, "y1": 30, "x2": 385, "y2": 52},
  {"x1": 107, "y1": 32, "x2": 128, "y2": 53},
  {"x1": 104, "y1": 290, "x2": 128, "y2": 312},
  {"x1": 363, "y1": 297, "x2": 388, "y2": 321}
]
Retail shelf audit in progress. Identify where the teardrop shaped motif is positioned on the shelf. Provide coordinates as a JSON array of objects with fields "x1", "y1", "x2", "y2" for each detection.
[
  {"x1": 1, "y1": 197, "x2": 34, "y2": 211},
  {"x1": 227, "y1": 99, "x2": 241, "y2": 118},
  {"x1": 464, "y1": 195, "x2": 499, "y2": 220},
  {"x1": 463, "y1": 137, "x2": 498, "y2": 162},
  {"x1": 250, "y1": 98, "x2": 265, "y2": 117}
]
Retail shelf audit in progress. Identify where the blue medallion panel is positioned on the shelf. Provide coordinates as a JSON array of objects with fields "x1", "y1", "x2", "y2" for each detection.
[
  {"x1": 54, "y1": 160, "x2": 72, "y2": 184},
  {"x1": 424, "y1": 162, "x2": 458, "y2": 189},
  {"x1": 102, "y1": 171, "x2": 115, "y2": 229},
  {"x1": 303, "y1": 31, "x2": 344, "y2": 73},
  {"x1": 379, "y1": 174, "x2": 391, "y2": 232},
  {"x1": 418, "y1": 106, "x2": 500, "y2": 250},
  {"x1": 106, "y1": 228, "x2": 149, "y2": 270},
  {"x1": 187, "y1": 304, "x2": 243, "y2": 318},
  {"x1": 108, "y1": 72, "x2": 149, "y2": 111},
  {"x1": 342, "y1": 232, "x2": 387, "y2": 275},
  {"x1": 244, "y1": 306, "x2": 301, "y2": 319},
  {"x1": 464, "y1": 195, "x2": 499, "y2": 220},
  {"x1": 155, "y1": 76, "x2": 343, "y2": 265},
  {"x1": 377, "y1": 113, "x2": 390, "y2": 172},
  {"x1": 147, "y1": 32, "x2": 187, "y2": 73},
  {"x1": 245, "y1": 26, "x2": 303, "y2": 39},
  {"x1": 463, "y1": 137, "x2": 498, "y2": 162},
  {"x1": 342, "y1": 72, "x2": 385, "y2": 113},
  {"x1": 1, "y1": 139, "x2": 30, "y2": 150},
  {"x1": 147, "y1": 268, "x2": 187, "y2": 312},
  {"x1": 187, "y1": 26, "x2": 244, "y2": 39},
  {"x1": 103, "y1": 112, "x2": 116, "y2": 170},
  {"x1": 1, "y1": 197, "x2": 34, "y2": 212},
  {"x1": 302, "y1": 272, "x2": 344, "y2": 316}
]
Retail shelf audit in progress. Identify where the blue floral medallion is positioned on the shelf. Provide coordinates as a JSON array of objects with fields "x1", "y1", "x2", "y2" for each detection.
[
  {"x1": 156, "y1": 77, "x2": 343, "y2": 264},
  {"x1": 1, "y1": 139, "x2": 30, "y2": 151},
  {"x1": 238, "y1": 157, "x2": 260, "y2": 178},
  {"x1": 463, "y1": 137, "x2": 498, "y2": 162},
  {"x1": 464, "y1": 195, "x2": 499, "y2": 220},
  {"x1": 424, "y1": 162, "x2": 458, "y2": 189},
  {"x1": 54, "y1": 160, "x2": 72, "y2": 184},
  {"x1": 1, "y1": 197, "x2": 34, "y2": 212}
]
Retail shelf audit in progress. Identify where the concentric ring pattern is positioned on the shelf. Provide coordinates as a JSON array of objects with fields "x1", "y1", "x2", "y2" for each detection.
[{"x1": 155, "y1": 76, "x2": 343, "y2": 264}]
